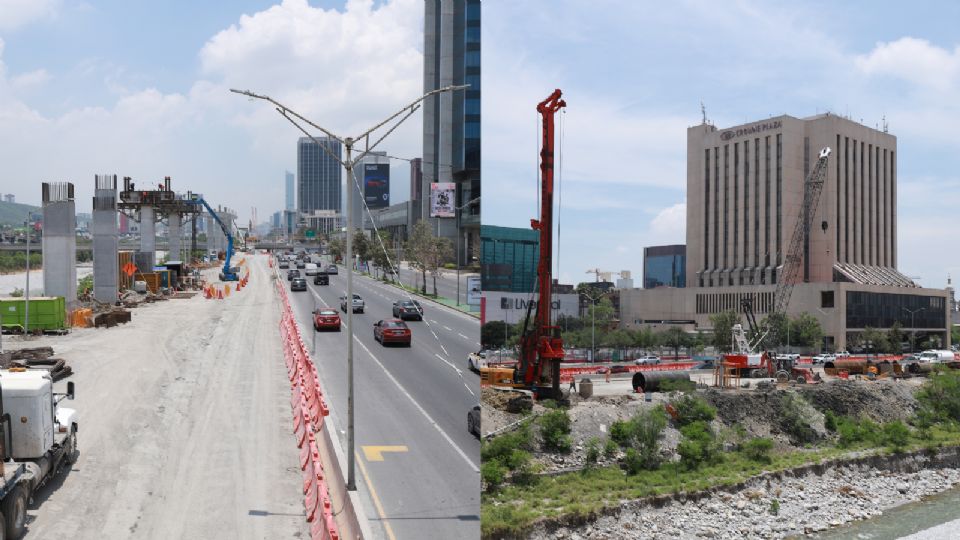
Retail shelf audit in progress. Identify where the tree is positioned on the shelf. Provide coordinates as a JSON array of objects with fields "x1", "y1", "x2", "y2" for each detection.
[
  {"x1": 605, "y1": 329, "x2": 634, "y2": 349},
  {"x1": 757, "y1": 312, "x2": 788, "y2": 349},
  {"x1": 860, "y1": 326, "x2": 889, "y2": 355},
  {"x1": 369, "y1": 230, "x2": 394, "y2": 280},
  {"x1": 790, "y1": 313, "x2": 824, "y2": 350},
  {"x1": 659, "y1": 326, "x2": 690, "y2": 358},
  {"x1": 405, "y1": 221, "x2": 434, "y2": 294},
  {"x1": 632, "y1": 327, "x2": 657, "y2": 350},
  {"x1": 353, "y1": 231, "x2": 372, "y2": 268},
  {"x1": 481, "y1": 321, "x2": 510, "y2": 349},
  {"x1": 888, "y1": 322, "x2": 905, "y2": 354},
  {"x1": 427, "y1": 236, "x2": 454, "y2": 296},
  {"x1": 329, "y1": 237, "x2": 345, "y2": 262},
  {"x1": 709, "y1": 310, "x2": 740, "y2": 352}
]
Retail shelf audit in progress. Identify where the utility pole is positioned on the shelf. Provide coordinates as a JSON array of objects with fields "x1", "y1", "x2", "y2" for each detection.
[
  {"x1": 24, "y1": 218, "x2": 32, "y2": 335},
  {"x1": 903, "y1": 307, "x2": 925, "y2": 353},
  {"x1": 232, "y1": 83, "x2": 467, "y2": 492}
]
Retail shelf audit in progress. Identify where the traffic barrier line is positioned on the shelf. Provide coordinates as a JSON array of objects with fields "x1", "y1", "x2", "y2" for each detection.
[{"x1": 275, "y1": 280, "x2": 339, "y2": 540}]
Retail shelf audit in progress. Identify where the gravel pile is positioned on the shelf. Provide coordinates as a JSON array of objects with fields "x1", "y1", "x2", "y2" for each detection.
[{"x1": 530, "y1": 462, "x2": 960, "y2": 539}]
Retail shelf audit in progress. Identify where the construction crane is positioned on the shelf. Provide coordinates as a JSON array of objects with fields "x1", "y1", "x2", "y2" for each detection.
[
  {"x1": 188, "y1": 196, "x2": 239, "y2": 282},
  {"x1": 480, "y1": 90, "x2": 567, "y2": 400},
  {"x1": 725, "y1": 147, "x2": 832, "y2": 383}
]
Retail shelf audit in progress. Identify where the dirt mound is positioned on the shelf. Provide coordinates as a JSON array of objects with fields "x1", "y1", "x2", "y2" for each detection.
[{"x1": 797, "y1": 379, "x2": 918, "y2": 421}]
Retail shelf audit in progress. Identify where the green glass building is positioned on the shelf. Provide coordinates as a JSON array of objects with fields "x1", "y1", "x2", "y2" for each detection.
[{"x1": 481, "y1": 225, "x2": 539, "y2": 293}]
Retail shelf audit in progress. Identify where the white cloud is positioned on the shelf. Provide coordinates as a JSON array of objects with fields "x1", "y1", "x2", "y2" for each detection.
[
  {"x1": 649, "y1": 203, "x2": 686, "y2": 243},
  {"x1": 855, "y1": 37, "x2": 960, "y2": 92},
  {"x1": 0, "y1": 0, "x2": 59, "y2": 31},
  {"x1": 0, "y1": 0, "x2": 426, "y2": 222},
  {"x1": 10, "y1": 68, "x2": 50, "y2": 90}
]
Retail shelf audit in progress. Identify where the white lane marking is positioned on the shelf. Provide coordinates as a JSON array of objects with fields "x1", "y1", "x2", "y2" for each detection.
[
  {"x1": 430, "y1": 320, "x2": 439, "y2": 324},
  {"x1": 354, "y1": 337, "x2": 479, "y2": 472},
  {"x1": 443, "y1": 325, "x2": 452, "y2": 332},
  {"x1": 458, "y1": 333, "x2": 469, "y2": 340}
]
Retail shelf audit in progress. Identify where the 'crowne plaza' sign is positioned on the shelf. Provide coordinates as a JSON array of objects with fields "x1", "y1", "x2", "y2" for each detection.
[{"x1": 720, "y1": 120, "x2": 782, "y2": 141}]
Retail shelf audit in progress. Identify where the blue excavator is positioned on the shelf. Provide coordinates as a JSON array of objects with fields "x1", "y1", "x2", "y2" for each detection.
[{"x1": 189, "y1": 196, "x2": 239, "y2": 282}]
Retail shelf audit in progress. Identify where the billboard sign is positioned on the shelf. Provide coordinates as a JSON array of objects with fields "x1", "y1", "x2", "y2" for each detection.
[
  {"x1": 364, "y1": 163, "x2": 390, "y2": 209},
  {"x1": 466, "y1": 276, "x2": 482, "y2": 305},
  {"x1": 430, "y1": 182, "x2": 456, "y2": 217}
]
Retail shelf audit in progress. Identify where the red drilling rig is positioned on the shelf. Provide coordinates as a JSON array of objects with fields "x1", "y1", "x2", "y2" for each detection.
[{"x1": 512, "y1": 89, "x2": 567, "y2": 400}]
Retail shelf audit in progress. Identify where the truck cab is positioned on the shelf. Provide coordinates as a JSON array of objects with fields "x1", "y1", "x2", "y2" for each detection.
[{"x1": 0, "y1": 369, "x2": 78, "y2": 538}]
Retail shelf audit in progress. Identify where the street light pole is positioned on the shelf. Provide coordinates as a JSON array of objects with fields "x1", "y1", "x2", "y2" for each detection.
[
  {"x1": 233, "y1": 83, "x2": 468, "y2": 493},
  {"x1": 25, "y1": 219, "x2": 31, "y2": 335},
  {"x1": 903, "y1": 306, "x2": 926, "y2": 353}
]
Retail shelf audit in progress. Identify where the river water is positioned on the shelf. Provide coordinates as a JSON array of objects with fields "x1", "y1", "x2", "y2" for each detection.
[{"x1": 808, "y1": 484, "x2": 960, "y2": 539}]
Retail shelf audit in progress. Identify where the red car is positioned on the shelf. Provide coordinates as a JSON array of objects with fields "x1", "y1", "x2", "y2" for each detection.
[
  {"x1": 313, "y1": 308, "x2": 342, "y2": 332},
  {"x1": 374, "y1": 319, "x2": 411, "y2": 347}
]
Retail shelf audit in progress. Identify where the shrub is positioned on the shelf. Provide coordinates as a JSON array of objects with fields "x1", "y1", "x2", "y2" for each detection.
[
  {"x1": 609, "y1": 420, "x2": 636, "y2": 447},
  {"x1": 623, "y1": 448, "x2": 645, "y2": 475},
  {"x1": 78, "y1": 274, "x2": 93, "y2": 295},
  {"x1": 481, "y1": 460, "x2": 507, "y2": 490},
  {"x1": 539, "y1": 409, "x2": 572, "y2": 453},
  {"x1": 883, "y1": 421, "x2": 910, "y2": 452},
  {"x1": 603, "y1": 438, "x2": 619, "y2": 458},
  {"x1": 778, "y1": 393, "x2": 818, "y2": 444},
  {"x1": 585, "y1": 437, "x2": 601, "y2": 464},
  {"x1": 482, "y1": 425, "x2": 533, "y2": 468},
  {"x1": 916, "y1": 369, "x2": 960, "y2": 424},
  {"x1": 9, "y1": 287, "x2": 23, "y2": 298},
  {"x1": 742, "y1": 437, "x2": 774, "y2": 463},
  {"x1": 677, "y1": 421, "x2": 721, "y2": 470},
  {"x1": 835, "y1": 416, "x2": 880, "y2": 448},
  {"x1": 673, "y1": 394, "x2": 716, "y2": 426},
  {"x1": 824, "y1": 410, "x2": 838, "y2": 432},
  {"x1": 632, "y1": 406, "x2": 668, "y2": 470},
  {"x1": 769, "y1": 499, "x2": 780, "y2": 516}
]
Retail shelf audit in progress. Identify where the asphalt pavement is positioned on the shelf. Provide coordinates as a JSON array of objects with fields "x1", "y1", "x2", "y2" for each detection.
[
  {"x1": 387, "y1": 263, "x2": 478, "y2": 306},
  {"x1": 284, "y1": 259, "x2": 481, "y2": 540}
]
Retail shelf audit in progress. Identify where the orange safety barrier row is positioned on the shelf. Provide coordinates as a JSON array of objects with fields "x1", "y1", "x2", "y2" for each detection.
[
  {"x1": 276, "y1": 280, "x2": 339, "y2": 540},
  {"x1": 558, "y1": 361, "x2": 699, "y2": 382}
]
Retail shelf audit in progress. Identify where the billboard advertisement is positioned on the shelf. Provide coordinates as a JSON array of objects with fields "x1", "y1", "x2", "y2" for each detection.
[
  {"x1": 364, "y1": 163, "x2": 390, "y2": 209},
  {"x1": 466, "y1": 276, "x2": 482, "y2": 306},
  {"x1": 430, "y1": 182, "x2": 456, "y2": 217}
]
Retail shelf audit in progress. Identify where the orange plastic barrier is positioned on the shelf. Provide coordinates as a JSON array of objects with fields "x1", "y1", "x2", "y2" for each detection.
[{"x1": 276, "y1": 280, "x2": 338, "y2": 540}]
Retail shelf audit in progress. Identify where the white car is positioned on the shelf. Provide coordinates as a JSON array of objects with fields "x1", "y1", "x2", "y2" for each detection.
[
  {"x1": 634, "y1": 355, "x2": 660, "y2": 365},
  {"x1": 812, "y1": 354, "x2": 835, "y2": 364},
  {"x1": 468, "y1": 350, "x2": 488, "y2": 372}
]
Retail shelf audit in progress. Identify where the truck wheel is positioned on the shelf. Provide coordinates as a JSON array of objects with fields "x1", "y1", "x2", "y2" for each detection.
[
  {"x1": 65, "y1": 429, "x2": 78, "y2": 464},
  {"x1": 2, "y1": 484, "x2": 26, "y2": 539},
  {"x1": 775, "y1": 370, "x2": 790, "y2": 383},
  {"x1": 795, "y1": 375, "x2": 807, "y2": 384}
]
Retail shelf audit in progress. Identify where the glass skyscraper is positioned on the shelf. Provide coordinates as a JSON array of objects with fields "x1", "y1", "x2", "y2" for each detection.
[
  {"x1": 297, "y1": 136, "x2": 342, "y2": 233},
  {"x1": 643, "y1": 245, "x2": 687, "y2": 289}
]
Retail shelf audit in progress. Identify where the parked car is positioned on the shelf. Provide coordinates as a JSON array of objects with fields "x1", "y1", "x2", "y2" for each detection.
[
  {"x1": 326, "y1": 265, "x2": 338, "y2": 275},
  {"x1": 286, "y1": 269, "x2": 301, "y2": 281},
  {"x1": 812, "y1": 353, "x2": 836, "y2": 364},
  {"x1": 392, "y1": 300, "x2": 424, "y2": 321},
  {"x1": 314, "y1": 272, "x2": 329, "y2": 286},
  {"x1": 467, "y1": 405, "x2": 481, "y2": 438},
  {"x1": 313, "y1": 308, "x2": 341, "y2": 331},
  {"x1": 835, "y1": 350, "x2": 850, "y2": 358},
  {"x1": 609, "y1": 365, "x2": 631, "y2": 374},
  {"x1": 340, "y1": 294, "x2": 364, "y2": 313},
  {"x1": 374, "y1": 319, "x2": 411, "y2": 346},
  {"x1": 290, "y1": 278, "x2": 307, "y2": 292},
  {"x1": 468, "y1": 350, "x2": 488, "y2": 372},
  {"x1": 634, "y1": 355, "x2": 660, "y2": 365}
]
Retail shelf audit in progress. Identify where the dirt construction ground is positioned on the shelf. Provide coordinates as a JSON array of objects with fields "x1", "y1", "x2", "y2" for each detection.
[{"x1": 6, "y1": 255, "x2": 309, "y2": 539}]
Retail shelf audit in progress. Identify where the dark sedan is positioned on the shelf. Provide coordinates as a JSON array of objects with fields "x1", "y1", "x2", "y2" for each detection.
[
  {"x1": 392, "y1": 300, "x2": 423, "y2": 321},
  {"x1": 286, "y1": 269, "x2": 301, "y2": 281},
  {"x1": 290, "y1": 277, "x2": 307, "y2": 292}
]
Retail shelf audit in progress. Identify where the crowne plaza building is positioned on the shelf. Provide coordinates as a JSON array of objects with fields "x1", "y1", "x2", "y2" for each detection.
[{"x1": 620, "y1": 114, "x2": 950, "y2": 352}]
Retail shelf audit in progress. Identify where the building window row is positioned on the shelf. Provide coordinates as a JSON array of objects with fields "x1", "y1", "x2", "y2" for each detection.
[
  {"x1": 695, "y1": 291, "x2": 774, "y2": 315},
  {"x1": 835, "y1": 137, "x2": 894, "y2": 267}
]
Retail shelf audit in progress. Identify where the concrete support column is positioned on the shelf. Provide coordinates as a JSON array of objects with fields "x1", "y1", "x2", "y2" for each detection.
[
  {"x1": 168, "y1": 212, "x2": 181, "y2": 261},
  {"x1": 92, "y1": 175, "x2": 118, "y2": 303},
  {"x1": 41, "y1": 182, "x2": 77, "y2": 303},
  {"x1": 139, "y1": 205, "x2": 156, "y2": 270}
]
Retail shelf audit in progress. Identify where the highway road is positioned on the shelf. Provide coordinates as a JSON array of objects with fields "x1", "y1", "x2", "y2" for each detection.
[
  {"x1": 284, "y1": 258, "x2": 481, "y2": 540},
  {"x1": 385, "y1": 262, "x2": 478, "y2": 307}
]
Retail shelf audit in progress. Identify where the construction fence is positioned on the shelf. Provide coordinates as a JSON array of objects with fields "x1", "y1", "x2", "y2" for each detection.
[{"x1": 276, "y1": 278, "x2": 358, "y2": 540}]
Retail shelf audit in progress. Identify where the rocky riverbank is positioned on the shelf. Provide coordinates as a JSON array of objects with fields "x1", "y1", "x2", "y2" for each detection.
[{"x1": 526, "y1": 448, "x2": 960, "y2": 540}]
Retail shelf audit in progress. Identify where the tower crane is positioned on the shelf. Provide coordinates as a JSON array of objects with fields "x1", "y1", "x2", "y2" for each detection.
[{"x1": 725, "y1": 147, "x2": 832, "y2": 383}]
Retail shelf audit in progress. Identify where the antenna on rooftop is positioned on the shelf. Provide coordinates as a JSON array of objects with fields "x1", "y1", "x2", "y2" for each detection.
[
  {"x1": 882, "y1": 115, "x2": 889, "y2": 133},
  {"x1": 700, "y1": 101, "x2": 708, "y2": 125}
]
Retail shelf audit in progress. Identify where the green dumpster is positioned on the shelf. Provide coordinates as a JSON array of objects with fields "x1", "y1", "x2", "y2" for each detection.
[{"x1": 0, "y1": 296, "x2": 67, "y2": 332}]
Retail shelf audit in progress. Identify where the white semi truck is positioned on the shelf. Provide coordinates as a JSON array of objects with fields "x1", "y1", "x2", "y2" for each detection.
[{"x1": 0, "y1": 368, "x2": 77, "y2": 539}]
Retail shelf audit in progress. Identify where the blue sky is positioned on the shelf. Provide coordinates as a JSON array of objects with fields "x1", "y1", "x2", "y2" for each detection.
[
  {"x1": 481, "y1": 1, "x2": 960, "y2": 289},
  {"x1": 0, "y1": 0, "x2": 422, "y2": 225},
  {"x1": 2, "y1": 1, "x2": 960, "y2": 288}
]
